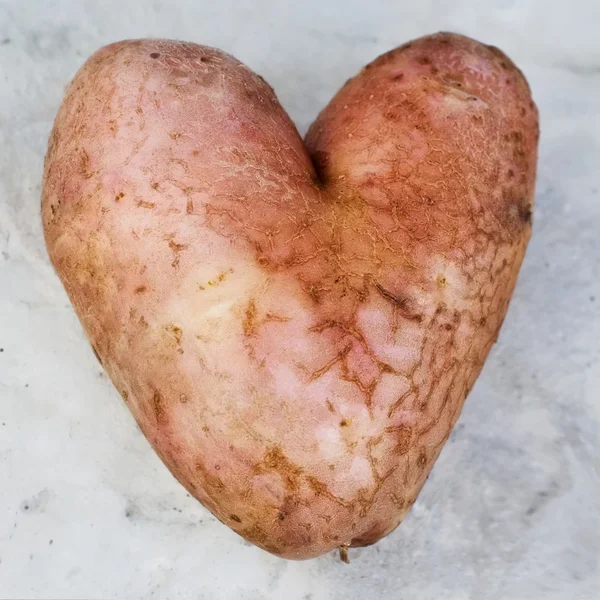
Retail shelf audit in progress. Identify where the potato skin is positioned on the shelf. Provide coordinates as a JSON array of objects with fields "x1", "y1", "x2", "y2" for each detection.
[{"x1": 42, "y1": 33, "x2": 538, "y2": 559}]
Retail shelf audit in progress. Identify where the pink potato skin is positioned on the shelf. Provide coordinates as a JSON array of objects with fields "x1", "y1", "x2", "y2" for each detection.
[{"x1": 42, "y1": 33, "x2": 538, "y2": 560}]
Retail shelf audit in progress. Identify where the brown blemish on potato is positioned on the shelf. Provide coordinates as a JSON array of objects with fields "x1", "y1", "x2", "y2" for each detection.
[
  {"x1": 200, "y1": 269, "x2": 233, "y2": 291},
  {"x1": 168, "y1": 239, "x2": 188, "y2": 268},
  {"x1": 519, "y1": 203, "x2": 533, "y2": 224},
  {"x1": 307, "y1": 475, "x2": 349, "y2": 508},
  {"x1": 79, "y1": 148, "x2": 93, "y2": 178},
  {"x1": 137, "y1": 200, "x2": 155, "y2": 209},
  {"x1": 115, "y1": 192, "x2": 125, "y2": 202},
  {"x1": 264, "y1": 312, "x2": 291, "y2": 324},
  {"x1": 253, "y1": 445, "x2": 303, "y2": 513},
  {"x1": 166, "y1": 324, "x2": 183, "y2": 345},
  {"x1": 134, "y1": 285, "x2": 147, "y2": 294},
  {"x1": 243, "y1": 299, "x2": 257, "y2": 336},
  {"x1": 375, "y1": 284, "x2": 422, "y2": 321},
  {"x1": 309, "y1": 345, "x2": 351, "y2": 382},
  {"x1": 152, "y1": 390, "x2": 165, "y2": 423},
  {"x1": 194, "y1": 459, "x2": 225, "y2": 505},
  {"x1": 252, "y1": 447, "x2": 351, "y2": 530},
  {"x1": 230, "y1": 514, "x2": 242, "y2": 523},
  {"x1": 150, "y1": 52, "x2": 160, "y2": 59},
  {"x1": 386, "y1": 424, "x2": 412, "y2": 455},
  {"x1": 390, "y1": 493, "x2": 405, "y2": 508}
]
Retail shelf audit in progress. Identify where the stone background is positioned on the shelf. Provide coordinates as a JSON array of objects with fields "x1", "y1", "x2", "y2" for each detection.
[{"x1": 1, "y1": 1, "x2": 598, "y2": 598}]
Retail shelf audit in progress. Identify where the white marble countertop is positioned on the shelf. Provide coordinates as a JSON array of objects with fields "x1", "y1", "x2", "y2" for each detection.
[{"x1": 1, "y1": 1, "x2": 599, "y2": 598}]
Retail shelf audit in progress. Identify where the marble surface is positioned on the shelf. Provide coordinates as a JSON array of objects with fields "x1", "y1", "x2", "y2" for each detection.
[{"x1": 1, "y1": 1, "x2": 599, "y2": 598}]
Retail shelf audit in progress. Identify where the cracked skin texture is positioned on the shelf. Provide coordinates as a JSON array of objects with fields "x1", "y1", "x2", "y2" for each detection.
[{"x1": 41, "y1": 32, "x2": 538, "y2": 560}]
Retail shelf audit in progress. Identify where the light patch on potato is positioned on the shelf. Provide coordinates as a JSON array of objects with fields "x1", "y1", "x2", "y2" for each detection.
[
  {"x1": 462, "y1": 52, "x2": 497, "y2": 80},
  {"x1": 370, "y1": 371, "x2": 412, "y2": 416},
  {"x1": 343, "y1": 455, "x2": 377, "y2": 491},
  {"x1": 168, "y1": 254, "x2": 266, "y2": 340},
  {"x1": 424, "y1": 256, "x2": 471, "y2": 312},
  {"x1": 315, "y1": 425, "x2": 345, "y2": 462},
  {"x1": 356, "y1": 300, "x2": 424, "y2": 371},
  {"x1": 438, "y1": 86, "x2": 487, "y2": 110}
]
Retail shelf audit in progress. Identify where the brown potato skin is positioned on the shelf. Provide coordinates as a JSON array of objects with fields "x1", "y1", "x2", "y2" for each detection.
[{"x1": 42, "y1": 33, "x2": 538, "y2": 560}]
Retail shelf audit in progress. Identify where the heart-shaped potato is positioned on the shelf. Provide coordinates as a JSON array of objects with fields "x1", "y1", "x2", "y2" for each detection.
[{"x1": 42, "y1": 32, "x2": 538, "y2": 560}]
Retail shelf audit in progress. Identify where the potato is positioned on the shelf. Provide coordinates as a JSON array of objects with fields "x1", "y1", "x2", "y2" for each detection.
[{"x1": 41, "y1": 32, "x2": 538, "y2": 560}]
